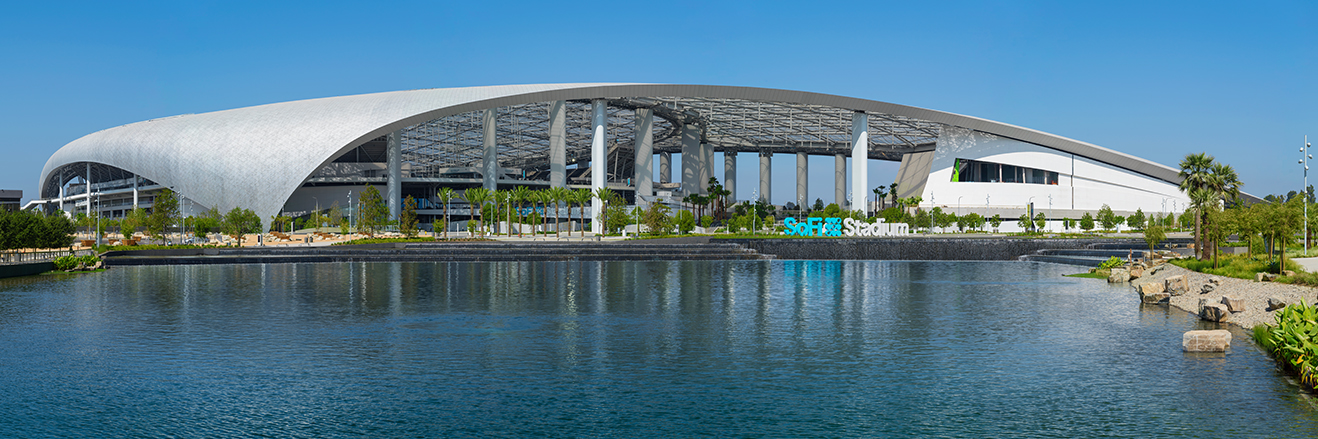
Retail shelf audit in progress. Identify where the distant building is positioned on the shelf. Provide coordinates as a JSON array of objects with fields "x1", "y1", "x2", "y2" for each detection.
[
  {"x1": 0, "y1": 189, "x2": 19, "y2": 212},
  {"x1": 37, "y1": 84, "x2": 1256, "y2": 232}
]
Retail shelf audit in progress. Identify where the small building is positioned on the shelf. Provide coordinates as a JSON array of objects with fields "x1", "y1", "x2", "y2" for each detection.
[{"x1": 0, "y1": 190, "x2": 20, "y2": 212}]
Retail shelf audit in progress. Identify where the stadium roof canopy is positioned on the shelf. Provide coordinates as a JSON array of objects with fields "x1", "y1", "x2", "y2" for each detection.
[{"x1": 40, "y1": 83, "x2": 1188, "y2": 220}]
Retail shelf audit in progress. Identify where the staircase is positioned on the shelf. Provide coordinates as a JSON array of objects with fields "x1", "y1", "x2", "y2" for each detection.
[{"x1": 1018, "y1": 238, "x2": 1194, "y2": 267}]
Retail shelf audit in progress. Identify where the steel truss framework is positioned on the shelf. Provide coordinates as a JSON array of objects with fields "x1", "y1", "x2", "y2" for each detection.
[{"x1": 340, "y1": 97, "x2": 943, "y2": 185}]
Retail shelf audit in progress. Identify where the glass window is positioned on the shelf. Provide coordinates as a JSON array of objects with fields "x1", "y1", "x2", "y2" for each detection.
[{"x1": 952, "y1": 158, "x2": 1060, "y2": 186}]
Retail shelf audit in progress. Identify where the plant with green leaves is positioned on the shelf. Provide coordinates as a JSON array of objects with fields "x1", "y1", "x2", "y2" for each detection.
[
  {"x1": 1017, "y1": 213, "x2": 1031, "y2": 232},
  {"x1": 1253, "y1": 301, "x2": 1318, "y2": 391},
  {"x1": 1034, "y1": 212, "x2": 1046, "y2": 232},
  {"x1": 400, "y1": 195, "x2": 419, "y2": 238},
  {"x1": 1128, "y1": 209, "x2": 1146, "y2": 230},
  {"x1": 989, "y1": 214, "x2": 1002, "y2": 232},
  {"x1": 1098, "y1": 256, "x2": 1124, "y2": 270},
  {"x1": 463, "y1": 187, "x2": 492, "y2": 236},
  {"x1": 1144, "y1": 225, "x2": 1166, "y2": 254},
  {"x1": 355, "y1": 186, "x2": 388, "y2": 236},
  {"x1": 221, "y1": 207, "x2": 261, "y2": 242},
  {"x1": 1097, "y1": 204, "x2": 1117, "y2": 232},
  {"x1": 147, "y1": 188, "x2": 179, "y2": 242},
  {"x1": 644, "y1": 200, "x2": 672, "y2": 235},
  {"x1": 436, "y1": 187, "x2": 456, "y2": 239},
  {"x1": 674, "y1": 209, "x2": 696, "y2": 234},
  {"x1": 1080, "y1": 212, "x2": 1095, "y2": 232}
]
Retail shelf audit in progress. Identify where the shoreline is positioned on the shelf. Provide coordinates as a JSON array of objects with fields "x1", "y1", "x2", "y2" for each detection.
[{"x1": 1131, "y1": 263, "x2": 1318, "y2": 329}]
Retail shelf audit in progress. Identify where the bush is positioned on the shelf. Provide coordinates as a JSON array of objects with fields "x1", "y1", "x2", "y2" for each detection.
[
  {"x1": 0, "y1": 210, "x2": 75, "y2": 250},
  {"x1": 674, "y1": 210, "x2": 696, "y2": 234},
  {"x1": 1253, "y1": 301, "x2": 1318, "y2": 391},
  {"x1": 52, "y1": 254, "x2": 99, "y2": 271},
  {"x1": 1098, "y1": 256, "x2": 1124, "y2": 270}
]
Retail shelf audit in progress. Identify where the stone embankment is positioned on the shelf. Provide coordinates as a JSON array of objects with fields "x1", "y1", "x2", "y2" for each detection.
[{"x1": 1126, "y1": 262, "x2": 1318, "y2": 329}]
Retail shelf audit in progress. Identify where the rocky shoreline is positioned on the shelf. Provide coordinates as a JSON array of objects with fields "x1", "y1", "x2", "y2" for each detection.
[{"x1": 1129, "y1": 263, "x2": 1318, "y2": 329}]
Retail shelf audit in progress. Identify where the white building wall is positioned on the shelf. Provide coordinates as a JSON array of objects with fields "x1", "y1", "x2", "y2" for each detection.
[{"x1": 919, "y1": 126, "x2": 1188, "y2": 228}]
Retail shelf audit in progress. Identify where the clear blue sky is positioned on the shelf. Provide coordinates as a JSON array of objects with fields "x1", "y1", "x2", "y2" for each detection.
[{"x1": 2, "y1": 1, "x2": 1314, "y2": 205}]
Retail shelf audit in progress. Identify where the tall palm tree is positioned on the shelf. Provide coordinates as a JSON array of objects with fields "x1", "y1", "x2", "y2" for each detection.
[
  {"x1": 1178, "y1": 152, "x2": 1216, "y2": 259},
  {"x1": 463, "y1": 187, "x2": 491, "y2": 236},
  {"x1": 550, "y1": 186, "x2": 572, "y2": 238},
  {"x1": 594, "y1": 187, "x2": 616, "y2": 235},
  {"x1": 436, "y1": 187, "x2": 455, "y2": 239},
  {"x1": 511, "y1": 186, "x2": 531, "y2": 238},
  {"x1": 574, "y1": 188, "x2": 592, "y2": 237}
]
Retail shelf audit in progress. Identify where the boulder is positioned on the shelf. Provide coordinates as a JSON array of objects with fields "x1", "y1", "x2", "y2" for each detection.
[
  {"x1": 1209, "y1": 278, "x2": 1222, "y2": 285},
  {"x1": 1220, "y1": 296, "x2": 1246, "y2": 313},
  {"x1": 1165, "y1": 275, "x2": 1188, "y2": 296},
  {"x1": 91, "y1": 261, "x2": 103, "y2": 270},
  {"x1": 1200, "y1": 303, "x2": 1232, "y2": 322},
  {"x1": 1256, "y1": 272, "x2": 1268, "y2": 282},
  {"x1": 1265, "y1": 273, "x2": 1279, "y2": 281},
  {"x1": 1108, "y1": 268, "x2": 1131, "y2": 283},
  {"x1": 1183, "y1": 330, "x2": 1232, "y2": 352},
  {"x1": 1267, "y1": 298, "x2": 1288, "y2": 312},
  {"x1": 1200, "y1": 283, "x2": 1215, "y2": 294},
  {"x1": 1129, "y1": 265, "x2": 1144, "y2": 279},
  {"x1": 1283, "y1": 270, "x2": 1296, "y2": 277},
  {"x1": 1138, "y1": 282, "x2": 1169, "y2": 304}
]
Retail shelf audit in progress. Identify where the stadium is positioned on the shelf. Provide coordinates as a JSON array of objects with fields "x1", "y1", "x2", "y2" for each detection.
[{"x1": 36, "y1": 83, "x2": 1202, "y2": 232}]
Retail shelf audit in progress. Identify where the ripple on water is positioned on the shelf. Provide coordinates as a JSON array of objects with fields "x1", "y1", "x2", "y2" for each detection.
[{"x1": 0, "y1": 260, "x2": 1315, "y2": 437}]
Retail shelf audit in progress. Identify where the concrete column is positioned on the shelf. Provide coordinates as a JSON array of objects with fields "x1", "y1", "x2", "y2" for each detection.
[
  {"x1": 851, "y1": 112, "x2": 869, "y2": 214},
  {"x1": 590, "y1": 100, "x2": 607, "y2": 234},
  {"x1": 700, "y1": 142, "x2": 713, "y2": 192},
  {"x1": 796, "y1": 152, "x2": 808, "y2": 209},
  {"x1": 680, "y1": 123, "x2": 704, "y2": 195},
  {"x1": 835, "y1": 153, "x2": 846, "y2": 207},
  {"x1": 633, "y1": 108, "x2": 653, "y2": 203},
  {"x1": 659, "y1": 152, "x2": 672, "y2": 184},
  {"x1": 482, "y1": 108, "x2": 499, "y2": 191},
  {"x1": 58, "y1": 183, "x2": 64, "y2": 212},
  {"x1": 724, "y1": 151, "x2": 737, "y2": 204},
  {"x1": 132, "y1": 173, "x2": 138, "y2": 210},
  {"x1": 387, "y1": 130, "x2": 402, "y2": 220},
  {"x1": 86, "y1": 162, "x2": 92, "y2": 217},
  {"x1": 548, "y1": 100, "x2": 567, "y2": 188},
  {"x1": 759, "y1": 151, "x2": 771, "y2": 203}
]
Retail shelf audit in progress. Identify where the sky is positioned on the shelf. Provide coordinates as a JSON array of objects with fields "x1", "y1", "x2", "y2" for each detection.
[{"x1": 1, "y1": 0, "x2": 1314, "y2": 206}]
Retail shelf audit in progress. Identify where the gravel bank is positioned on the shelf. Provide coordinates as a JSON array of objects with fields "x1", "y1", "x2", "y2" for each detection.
[{"x1": 1131, "y1": 263, "x2": 1318, "y2": 329}]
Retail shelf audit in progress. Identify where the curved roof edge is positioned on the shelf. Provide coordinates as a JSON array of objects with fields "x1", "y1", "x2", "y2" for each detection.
[{"x1": 38, "y1": 83, "x2": 1197, "y2": 222}]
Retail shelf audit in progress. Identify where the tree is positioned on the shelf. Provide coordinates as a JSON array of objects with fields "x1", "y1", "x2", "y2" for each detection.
[
  {"x1": 436, "y1": 187, "x2": 456, "y2": 239},
  {"x1": 356, "y1": 186, "x2": 388, "y2": 236},
  {"x1": 674, "y1": 210, "x2": 695, "y2": 234},
  {"x1": 147, "y1": 188, "x2": 179, "y2": 242},
  {"x1": 400, "y1": 195, "x2": 419, "y2": 238},
  {"x1": 1034, "y1": 212, "x2": 1046, "y2": 232},
  {"x1": 1128, "y1": 209, "x2": 1146, "y2": 230},
  {"x1": 1178, "y1": 152, "x2": 1217, "y2": 258},
  {"x1": 812, "y1": 198, "x2": 825, "y2": 212},
  {"x1": 643, "y1": 200, "x2": 672, "y2": 235},
  {"x1": 511, "y1": 186, "x2": 530, "y2": 238},
  {"x1": 222, "y1": 207, "x2": 261, "y2": 243},
  {"x1": 594, "y1": 187, "x2": 618, "y2": 234},
  {"x1": 888, "y1": 182, "x2": 900, "y2": 207},
  {"x1": 1097, "y1": 204, "x2": 1117, "y2": 231},
  {"x1": 1144, "y1": 225, "x2": 1166, "y2": 255},
  {"x1": 463, "y1": 187, "x2": 492, "y2": 236},
  {"x1": 873, "y1": 185, "x2": 887, "y2": 210},
  {"x1": 1017, "y1": 213, "x2": 1031, "y2": 232},
  {"x1": 1080, "y1": 212, "x2": 1096, "y2": 232},
  {"x1": 989, "y1": 214, "x2": 1003, "y2": 232},
  {"x1": 550, "y1": 186, "x2": 571, "y2": 238}
]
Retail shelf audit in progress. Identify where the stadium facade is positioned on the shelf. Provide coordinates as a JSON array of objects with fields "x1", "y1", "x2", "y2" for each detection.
[{"x1": 36, "y1": 83, "x2": 1205, "y2": 232}]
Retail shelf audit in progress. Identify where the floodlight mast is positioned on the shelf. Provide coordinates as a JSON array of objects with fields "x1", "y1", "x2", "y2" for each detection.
[{"x1": 1305, "y1": 136, "x2": 1311, "y2": 256}]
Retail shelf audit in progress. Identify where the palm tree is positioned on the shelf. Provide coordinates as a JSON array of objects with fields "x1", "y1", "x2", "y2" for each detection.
[
  {"x1": 594, "y1": 187, "x2": 616, "y2": 234},
  {"x1": 1178, "y1": 152, "x2": 1216, "y2": 259},
  {"x1": 511, "y1": 186, "x2": 531, "y2": 238},
  {"x1": 549, "y1": 186, "x2": 569, "y2": 238},
  {"x1": 463, "y1": 187, "x2": 491, "y2": 236},
  {"x1": 436, "y1": 187, "x2": 455, "y2": 239},
  {"x1": 574, "y1": 188, "x2": 592, "y2": 237}
]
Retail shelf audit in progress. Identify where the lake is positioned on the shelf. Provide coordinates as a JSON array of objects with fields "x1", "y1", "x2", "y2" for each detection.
[{"x1": 1, "y1": 260, "x2": 1315, "y2": 437}]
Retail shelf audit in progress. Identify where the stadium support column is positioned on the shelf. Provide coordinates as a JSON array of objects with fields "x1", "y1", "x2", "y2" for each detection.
[
  {"x1": 590, "y1": 100, "x2": 607, "y2": 234},
  {"x1": 482, "y1": 108, "x2": 499, "y2": 191},
  {"x1": 680, "y1": 123, "x2": 704, "y2": 195},
  {"x1": 835, "y1": 153, "x2": 846, "y2": 207},
  {"x1": 796, "y1": 152, "x2": 808, "y2": 210},
  {"x1": 548, "y1": 100, "x2": 567, "y2": 188},
  {"x1": 724, "y1": 151, "x2": 737, "y2": 204},
  {"x1": 387, "y1": 130, "x2": 402, "y2": 220},
  {"x1": 659, "y1": 152, "x2": 672, "y2": 184},
  {"x1": 851, "y1": 111, "x2": 869, "y2": 214},
  {"x1": 633, "y1": 108, "x2": 653, "y2": 204},
  {"x1": 759, "y1": 151, "x2": 772, "y2": 203}
]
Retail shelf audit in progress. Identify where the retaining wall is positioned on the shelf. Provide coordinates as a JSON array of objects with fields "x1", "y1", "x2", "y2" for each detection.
[{"x1": 719, "y1": 238, "x2": 1145, "y2": 261}]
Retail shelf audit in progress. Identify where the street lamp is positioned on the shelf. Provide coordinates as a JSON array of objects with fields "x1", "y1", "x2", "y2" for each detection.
[
  {"x1": 347, "y1": 191, "x2": 353, "y2": 232},
  {"x1": 1028, "y1": 196, "x2": 1036, "y2": 233},
  {"x1": 1303, "y1": 136, "x2": 1311, "y2": 255}
]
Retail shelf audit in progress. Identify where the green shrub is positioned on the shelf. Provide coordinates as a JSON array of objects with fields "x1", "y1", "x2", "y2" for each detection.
[
  {"x1": 1253, "y1": 301, "x2": 1318, "y2": 391},
  {"x1": 52, "y1": 254, "x2": 99, "y2": 271},
  {"x1": 1097, "y1": 256, "x2": 1124, "y2": 269}
]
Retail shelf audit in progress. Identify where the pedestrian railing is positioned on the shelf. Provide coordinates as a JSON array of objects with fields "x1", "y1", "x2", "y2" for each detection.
[{"x1": 0, "y1": 249, "x2": 96, "y2": 265}]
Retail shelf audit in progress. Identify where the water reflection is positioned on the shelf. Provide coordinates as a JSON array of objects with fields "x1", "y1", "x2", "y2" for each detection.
[{"x1": 0, "y1": 261, "x2": 1315, "y2": 437}]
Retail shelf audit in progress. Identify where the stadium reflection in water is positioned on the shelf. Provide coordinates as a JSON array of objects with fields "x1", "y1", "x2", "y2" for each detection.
[{"x1": 1, "y1": 261, "x2": 1315, "y2": 437}]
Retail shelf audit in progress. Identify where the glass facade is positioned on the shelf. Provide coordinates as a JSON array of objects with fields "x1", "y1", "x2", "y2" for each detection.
[{"x1": 952, "y1": 158, "x2": 1058, "y2": 185}]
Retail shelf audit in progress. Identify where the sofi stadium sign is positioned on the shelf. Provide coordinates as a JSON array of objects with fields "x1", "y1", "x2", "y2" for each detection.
[{"x1": 782, "y1": 217, "x2": 908, "y2": 237}]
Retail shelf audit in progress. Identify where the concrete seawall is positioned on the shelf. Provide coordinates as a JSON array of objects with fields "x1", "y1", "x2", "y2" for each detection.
[{"x1": 720, "y1": 238, "x2": 1145, "y2": 261}]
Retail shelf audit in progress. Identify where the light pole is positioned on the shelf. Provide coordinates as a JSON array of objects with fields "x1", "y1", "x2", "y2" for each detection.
[
  {"x1": 347, "y1": 191, "x2": 353, "y2": 232},
  {"x1": 1047, "y1": 194, "x2": 1052, "y2": 233},
  {"x1": 312, "y1": 196, "x2": 320, "y2": 232},
  {"x1": 750, "y1": 189, "x2": 759, "y2": 234},
  {"x1": 1027, "y1": 196, "x2": 1036, "y2": 233},
  {"x1": 1303, "y1": 136, "x2": 1311, "y2": 255}
]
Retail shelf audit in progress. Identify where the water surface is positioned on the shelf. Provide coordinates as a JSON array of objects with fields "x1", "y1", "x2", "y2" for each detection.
[{"x1": 1, "y1": 261, "x2": 1314, "y2": 437}]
